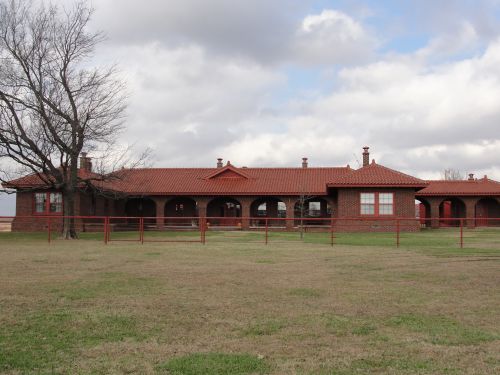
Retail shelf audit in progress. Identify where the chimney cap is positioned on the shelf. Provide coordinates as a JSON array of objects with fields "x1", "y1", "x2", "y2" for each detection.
[
  {"x1": 468, "y1": 173, "x2": 474, "y2": 181},
  {"x1": 363, "y1": 146, "x2": 369, "y2": 152}
]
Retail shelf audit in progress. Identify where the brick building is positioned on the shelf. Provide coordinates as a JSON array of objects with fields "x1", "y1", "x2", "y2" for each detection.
[{"x1": 3, "y1": 147, "x2": 500, "y2": 232}]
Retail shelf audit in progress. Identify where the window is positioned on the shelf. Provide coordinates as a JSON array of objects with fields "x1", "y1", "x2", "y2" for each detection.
[
  {"x1": 360, "y1": 192, "x2": 394, "y2": 216},
  {"x1": 360, "y1": 193, "x2": 375, "y2": 215},
  {"x1": 33, "y1": 192, "x2": 63, "y2": 214},
  {"x1": 34, "y1": 193, "x2": 47, "y2": 213},
  {"x1": 175, "y1": 203, "x2": 184, "y2": 213},
  {"x1": 378, "y1": 193, "x2": 394, "y2": 215}
]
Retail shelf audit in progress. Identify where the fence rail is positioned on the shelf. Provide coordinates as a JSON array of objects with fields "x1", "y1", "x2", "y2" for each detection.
[{"x1": 0, "y1": 215, "x2": 499, "y2": 249}]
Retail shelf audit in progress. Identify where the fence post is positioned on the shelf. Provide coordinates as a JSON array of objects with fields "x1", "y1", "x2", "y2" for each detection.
[
  {"x1": 199, "y1": 218, "x2": 204, "y2": 245},
  {"x1": 103, "y1": 217, "x2": 108, "y2": 245},
  {"x1": 107, "y1": 217, "x2": 111, "y2": 243},
  {"x1": 140, "y1": 217, "x2": 144, "y2": 244},
  {"x1": 202, "y1": 217, "x2": 207, "y2": 245},
  {"x1": 47, "y1": 216, "x2": 51, "y2": 244},
  {"x1": 265, "y1": 218, "x2": 268, "y2": 245},
  {"x1": 396, "y1": 219, "x2": 400, "y2": 248},
  {"x1": 460, "y1": 218, "x2": 463, "y2": 249},
  {"x1": 330, "y1": 218, "x2": 334, "y2": 247}
]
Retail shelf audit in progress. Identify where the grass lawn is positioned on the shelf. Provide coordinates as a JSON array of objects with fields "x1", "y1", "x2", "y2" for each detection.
[{"x1": 0, "y1": 231, "x2": 499, "y2": 374}]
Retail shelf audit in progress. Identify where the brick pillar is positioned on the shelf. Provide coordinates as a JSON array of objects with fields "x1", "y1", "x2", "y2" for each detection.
[
  {"x1": 282, "y1": 197, "x2": 296, "y2": 230},
  {"x1": 240, "y1": 198, "x2": 251, "y2": 230},
  {"x1": 267, "y1": 200, "x2": 278, "y2": 218},
  {"x1": 152, "y1": 197, "x2": 168, "y2": 229},
  {"x1": 196, "y1": 197, "x2": 209, "y2": 225},
  {"x1": 464, "y1": 197, "x2": 478, "y2": 229},
  {"x1": 428, "y1": 198, "x2": 441, "y2": 229}
]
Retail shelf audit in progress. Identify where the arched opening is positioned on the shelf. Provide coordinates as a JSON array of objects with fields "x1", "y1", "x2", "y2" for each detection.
[
  {"x1": 475, "y1": 198, "x2": 500, "y2": 227},
  {"x1": 294, "y1": 197, "x2": 331, "y2": 226},
  {"x1": 439, "y1": 198, "x2": 465, "y2": 227},
  {"x1": 164, "y1": 197, "x2": 198, "y2": 226},
  {"x1": 250, "y1": 197, "x2": 287, "y2": 227},
  {"x1": 125, "y1": 197, "x2": 156, "y2": 225},
  {"x1": 415, "y1": 198, "x2": 431, "y2": 228},
  {"x1": 207, "y1": 197, "x2": 241, "y2": 226}
]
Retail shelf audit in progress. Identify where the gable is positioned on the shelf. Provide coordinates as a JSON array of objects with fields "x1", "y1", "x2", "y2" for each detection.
[
  {"x1": 209, "y1": 169, "x2": 247, "y2": 179},
  {"x1": 204, "y1": 164, "x2": 250, "y2": 180}
]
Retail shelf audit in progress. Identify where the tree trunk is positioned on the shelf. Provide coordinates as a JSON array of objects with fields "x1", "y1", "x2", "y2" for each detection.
[
  {"x1": 62, "y1": 185, "x2": 78, "y2": 239},
  {"x1": 63, "y1": 153, "x2": 80, "y2": 239}
]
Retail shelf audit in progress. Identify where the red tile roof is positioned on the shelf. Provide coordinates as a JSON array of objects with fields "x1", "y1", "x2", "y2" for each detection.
[
  {"x1": 416, "y1": 177, "x2": 500, "y2": 196},
  {"x1": 3, "y1": 169, "x2": 100, "y2": 189},
  {"x1": 327, "y1": 161, "x2": 428, "y2": 188},
  {"x1": 7, "y1": 162, "x2": 498, "y2": 197},
  {"x1": 98, "y1": 166, "x2": 351, "y2": 196}
]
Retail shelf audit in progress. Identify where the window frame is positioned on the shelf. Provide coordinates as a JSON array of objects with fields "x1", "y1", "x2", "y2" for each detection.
[
  {"x1": 32, "y1": 191, "x2": 63, "y2": 215},
  {"x1": 359, "y1": 192, "x2": 395, "y2": 217}
]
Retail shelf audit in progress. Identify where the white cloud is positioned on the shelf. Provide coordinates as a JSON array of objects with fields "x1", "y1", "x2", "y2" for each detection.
[
  {"x1": 413, "y1": 21, "x2": 480, "y2": 62},
  {"x1": 96, "y1": 42, "x2": 284, "y2": 166},
  {"x1": 293, "y1": 10, "x2": 378, "y2": 65},
  {"x1": 215, "y1": 38, "x2": 500, "y2": 179}
]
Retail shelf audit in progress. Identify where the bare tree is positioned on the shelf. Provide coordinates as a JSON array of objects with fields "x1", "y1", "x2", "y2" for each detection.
[
  {"x1": 442, "y1": 168, "x2": 464, "y2": 181},
  {"x1": 0, "y1": 0, "x2": 127, "y2": 238}
]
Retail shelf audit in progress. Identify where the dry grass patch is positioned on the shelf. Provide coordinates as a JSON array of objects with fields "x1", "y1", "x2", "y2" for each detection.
[{"x1": 0, "y1": 233, "x2": 498, "y2": 374}]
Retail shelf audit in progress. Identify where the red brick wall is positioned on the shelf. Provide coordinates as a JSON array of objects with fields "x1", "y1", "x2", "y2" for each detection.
[
  {"x1": 12, "y1": 192, "x2": 62, "y2": 231},
  {"x1": 12, "y1": 189, "x2": 421, "y2": 232},
  {"x1": 336, "y1": 188, "x2": 419, "y2": 232}
]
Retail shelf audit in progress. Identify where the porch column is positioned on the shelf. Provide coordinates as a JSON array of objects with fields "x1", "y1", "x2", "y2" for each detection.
[
  {"x1": 464, "y1": 197, "x2": 479, "y2": 229},
  {"x1": 282, "y1": 197, "x2": 296, "y2": 231},
  {"x1": 152, "y1": 197, "x2": 168, "y2": 229},
  {"x1": 240, "y1": 197, "x2": 251, "y2": 230},
  {"x1": 428, "y1": 198, "x2": 441, "y2": 229},
  {"x1": 320, "y1": 200, "x2": 328, "y2": 217},
  {"x1": 196, "y1": 197, "x2": 209, "y2": 227},
  {"x1": 267, "y1": 200, "x2": 278, "y2": 218}
]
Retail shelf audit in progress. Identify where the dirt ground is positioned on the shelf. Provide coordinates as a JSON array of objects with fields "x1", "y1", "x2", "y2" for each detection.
[{"x1": 0, "y1": 237, "x2": 499, "y2": 374}]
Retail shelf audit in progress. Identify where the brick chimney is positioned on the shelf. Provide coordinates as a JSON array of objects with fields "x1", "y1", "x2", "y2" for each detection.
[
  {"x1": 362, "y1": 147, "x2": 370, "y2": 167},
  {"x1": 302, "y1": 157, "x2": 308, "y2": 168},
  {"x1": 79, "y1": 152, "x2": 92, "y2": 172},
  {"x1": 468, "y1": 173, "x2": 474, "y2": 181},
  {"x1": 217, "y1": 158, "x2": 223, "y2": 168}
]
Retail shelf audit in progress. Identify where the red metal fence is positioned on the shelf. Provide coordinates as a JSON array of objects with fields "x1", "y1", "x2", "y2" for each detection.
[{"x1": 0, "y1": 215, "x2": 499, "y2": 249}]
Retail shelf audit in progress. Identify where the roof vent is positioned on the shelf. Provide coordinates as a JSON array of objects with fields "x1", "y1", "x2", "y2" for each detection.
[
  {"x1": 217, "y1": 158, "x2": 223, "y2": 168},
  {"x1": 302, "y1": 157, "x2": 308, "y2": 168}
]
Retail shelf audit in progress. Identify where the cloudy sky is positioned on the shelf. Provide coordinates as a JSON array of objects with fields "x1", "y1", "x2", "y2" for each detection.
[{"x1": 1, "y1": 0, "x2": 500, "y2": 214}]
